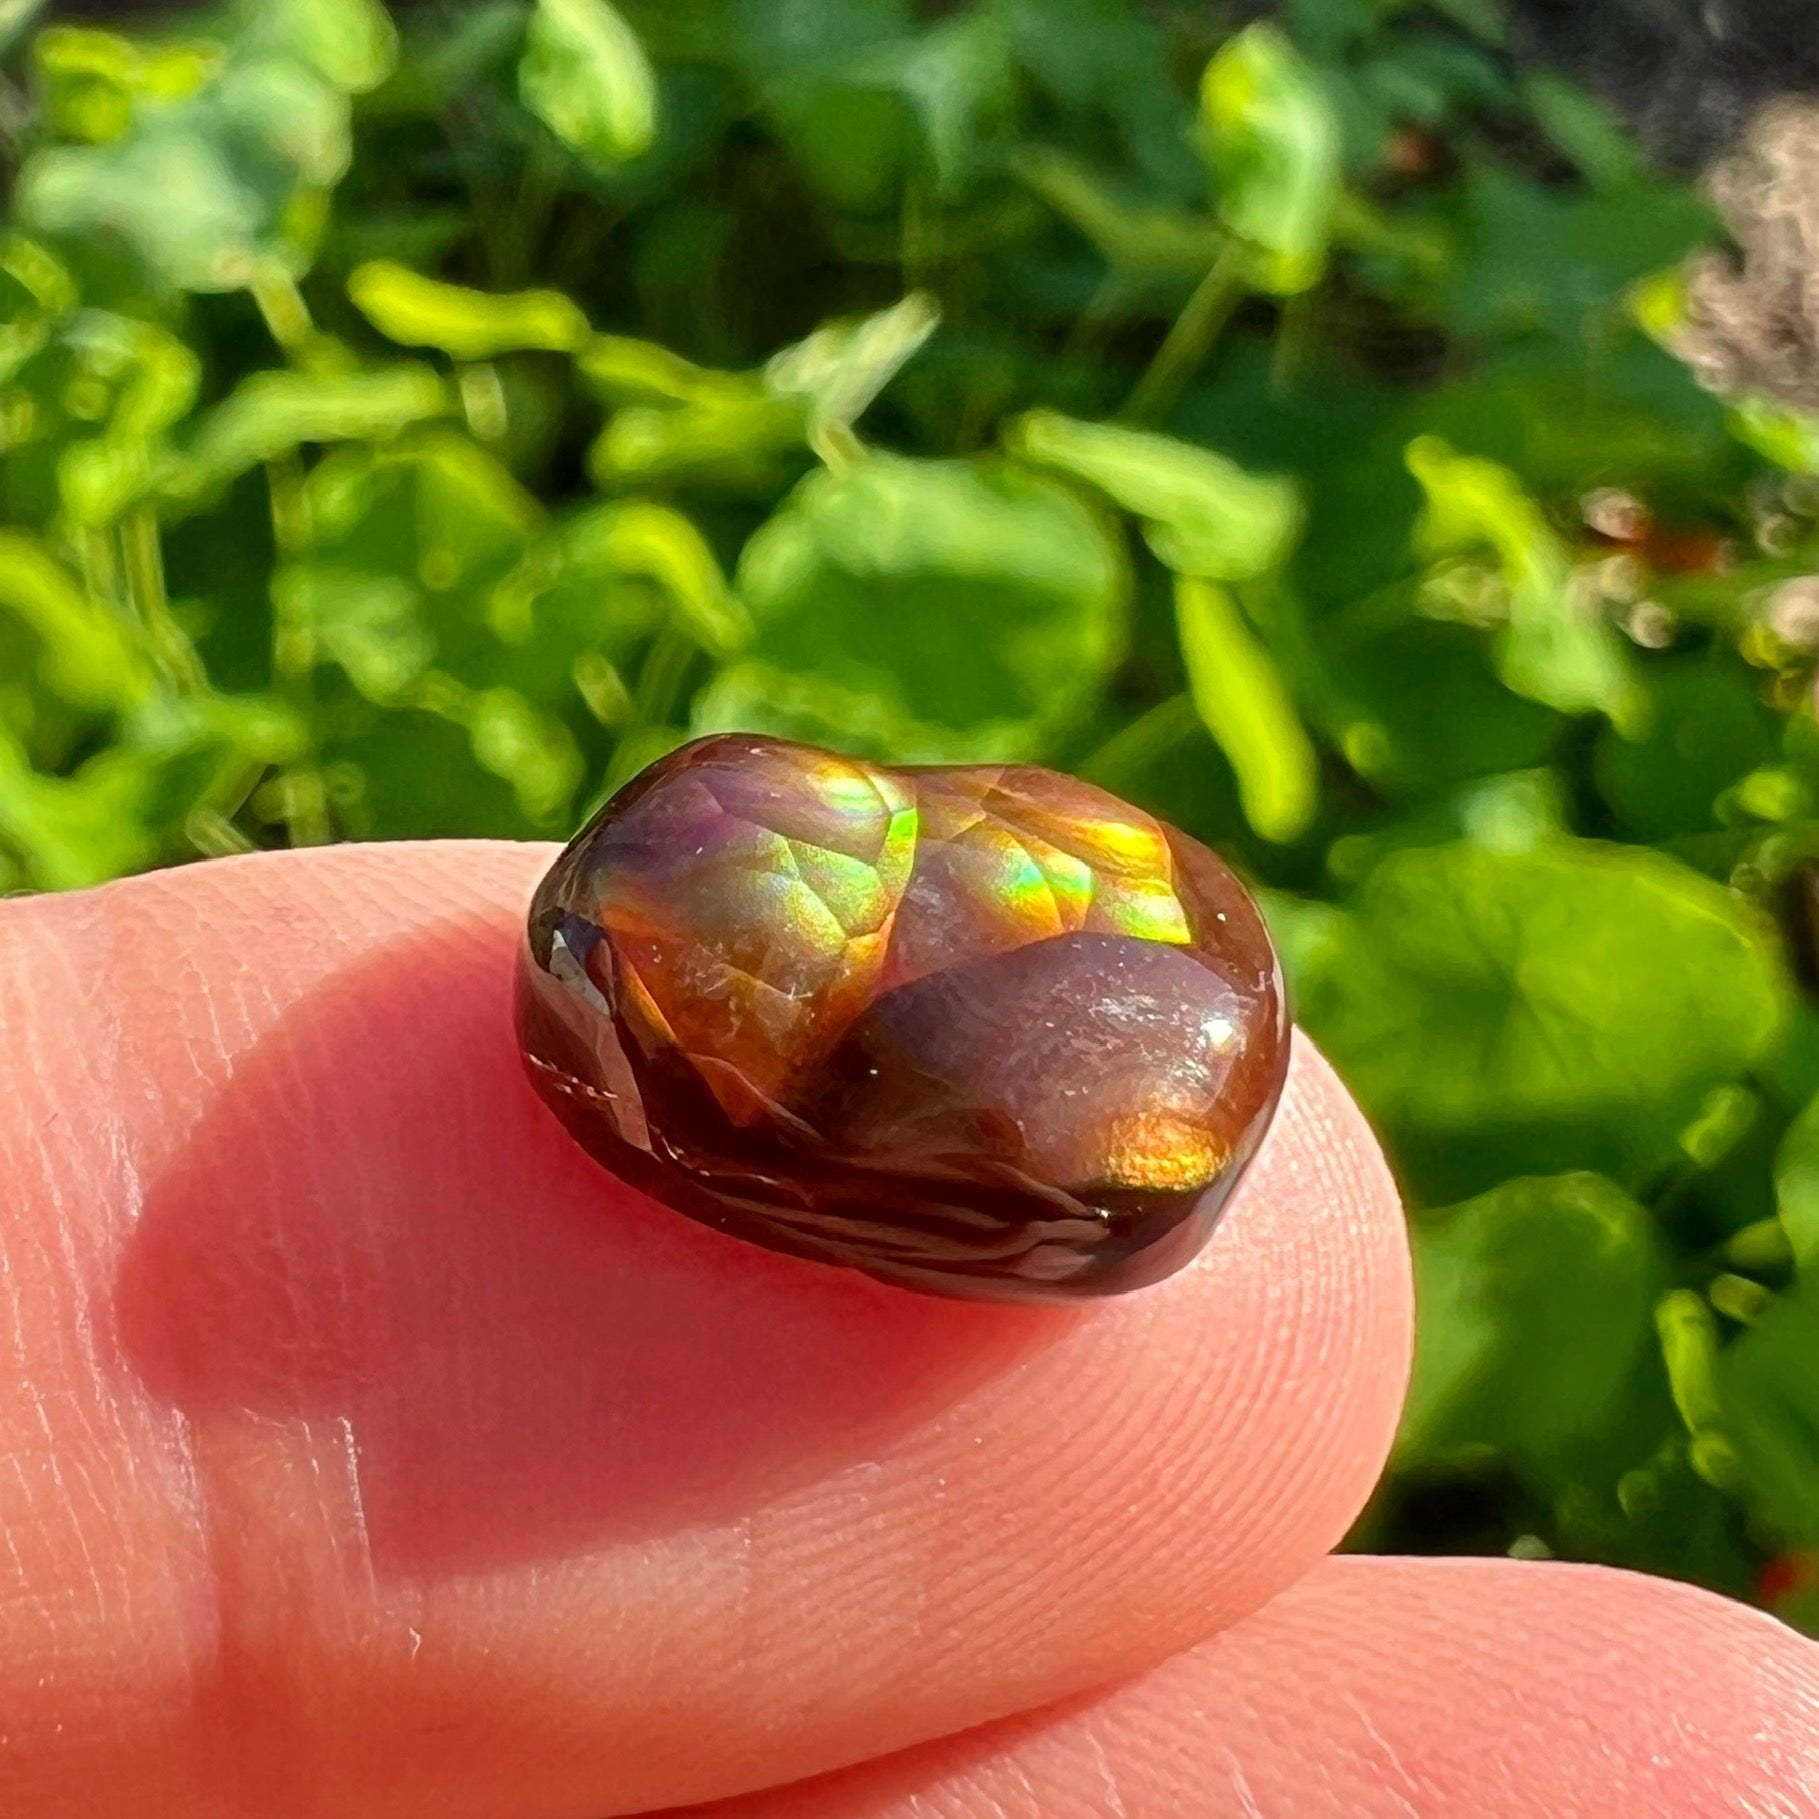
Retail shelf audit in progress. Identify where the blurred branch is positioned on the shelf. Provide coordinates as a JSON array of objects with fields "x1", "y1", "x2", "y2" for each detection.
[{"x1": 1121, "y1": 240, "x2": 1247, "y2": 425}]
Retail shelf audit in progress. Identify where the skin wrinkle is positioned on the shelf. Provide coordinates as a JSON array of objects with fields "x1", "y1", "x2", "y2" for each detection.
[
  {"x1": 0, "y1": 1457, "x2": 42, "y2": 1648},
  {"x1": 324, "y1": 1417, "x2": 377, "y2": 1611},
  {"x1": 747, "y1": 1497, "x2": 867, "y2": 1725},
  {"x1": 908, "y1": 1464, "x2": 945, "y2": 1661},
  {"x1": 283, "y1": 1004, "x2": 361, "y2": 1394},
  {"x1": 1342, "y1": 1696, "x2": 1422, "y2": 1819},
  {"x1": 690, "y1": 1034, "x2": 1404, "y2": 1760},
  {"x1": 25, "y1": 1401, "x2": 105, "y2": 1642},
  {"x1": 37, "y1": 869, "x2": 409, "y2": 1804},
  {"x1": 0, "y1": 842, "x2": 1420, "y2": 1816},
  {"x1": 2, "y1": 844, "x2": 1819, "y2": 1815},
  {"x1": 723, "y1": 1506, "x2": 761, "y2": 1718},
  {"x1": 189, "y1": 1420, "x2": 328, "y2": 1811},
  {"x1": 1142, "y1": 1083, "x2": 1397, "y2": 1620},
  {"x1": 1220, "y1": 1749, "x2": 1268, "y2": 1819},
  {"x1": 1079, "y1": 1722, "x2": 1131, "y2": 1819},
  {"x1": 175, "y1": 943, "x2": 231, "y2": 1134},
  {"x1": 1266, "y1": 1563, "x2": 1819, "y2": 1809},
  {"x1": 2, "y1": 927, "x2": 113, "y2": 1726},
  {"x1": 100, "y1": 886, "x2": 215, "y2": 1156},
  {"x1": 684, "y1": 1559, "x2": 1819, "y2": 1818}
]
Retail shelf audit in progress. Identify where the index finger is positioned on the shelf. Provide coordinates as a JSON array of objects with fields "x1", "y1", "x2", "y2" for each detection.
[{"x1": 0, "y1": 841, "x2": 1410, "y2": 1817}]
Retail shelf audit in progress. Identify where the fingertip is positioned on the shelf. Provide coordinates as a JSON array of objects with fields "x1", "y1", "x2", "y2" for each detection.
[
  {"x1": 687, "y1": 1557, "x2": 1819, "y2": 1817},
  {"x1": 2, "y1": 843, "x2": 1414, "y2": 1816}
]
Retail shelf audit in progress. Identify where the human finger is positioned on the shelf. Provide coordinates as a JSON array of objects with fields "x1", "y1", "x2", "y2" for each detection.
[
  {"x1": 0, "y1": 842, "x2": 1409, "y2": 1816},
  {"x1": 687, "y1": 1555, "x2": 1819, "y2": 1817}
]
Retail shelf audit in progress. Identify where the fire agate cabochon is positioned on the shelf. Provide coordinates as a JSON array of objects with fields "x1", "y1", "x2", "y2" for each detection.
[{"x1": 518, "y1": 734, "x2": 1288, "y2": 1302}]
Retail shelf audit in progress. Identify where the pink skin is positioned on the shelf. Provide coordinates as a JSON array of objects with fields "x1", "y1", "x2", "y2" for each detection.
[
  {"x1": 0, "y1": 841, "x2": 1812, "y2": 1816},
  {"x1": 686, "y1": 1559, "x2": 1819, "y2": 1817}
]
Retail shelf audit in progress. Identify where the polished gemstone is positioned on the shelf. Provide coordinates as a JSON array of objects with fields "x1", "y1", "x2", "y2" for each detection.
[{"x1": 517, "y1": 734, "x2": 1287, "y2": 1302}]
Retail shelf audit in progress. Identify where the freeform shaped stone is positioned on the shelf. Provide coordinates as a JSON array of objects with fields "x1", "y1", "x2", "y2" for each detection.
[{"x1": 517, "y1": 734, "x2": 1288, "y2": 1302}]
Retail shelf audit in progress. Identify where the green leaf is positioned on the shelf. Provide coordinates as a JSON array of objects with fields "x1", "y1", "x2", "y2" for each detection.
[
  {"x1": 0, "y1": 304, "x2": 205, "y2": 523},
  {"x1": 1407, "y1": 435, "x2": 1642, "y2": 732},
  {"x1": 765, "y1": 293, "x2": 939, "y2": 459},
  {"x1": 172, "y1": 366, "x2": 451, "y2": 499},
  {"x1": 1521, "y1": 73, "x2": 1644, "y2": 194},
  {"x1": 1422, "y1": 0, "x2": 1507, "y2": 41},
  {"x1": 277, "y1": 432, "x2": 539, "y2": 701},
  {"x1": 0, "y1": 230, "x2": 76, "y2": 315},
  {"x1": 320, "y1": 704, "x2": 550, "y2": 842},
  {"x1": 0, "y1": 530, "x2": 153, "y2": 710},
  {"x1": 1316, "y1": 621, "x2": 1561, "y2": 798},
  {"x1": 34, "y1": 28, "x2": 146, "y2": 147},
  {"x1": 1296, "y1": 839, "x2": 1789, "y2": 1194},
  {"x1": 0, "y1": 693, "x2": 302, "y2": 890},
  {"x1": 0, "y1": 0, "x2": 46, "y2": 58},
  {"x1": 51, "y1": 312, "x2": 202, "y2": 524},
  {"x1": 1715, "y1": 1288, "x2": 1819, "y2": 1544},
  {"x1": 1594, "y1": 660, "x2": 1781, "y2": 842},
  {"x1": 1401, "y1": 1173, "x2": 1669, "y2": 1470},
  {"x1": 1408, "y1": 340, "x2": 1736, "y2": 500},
  {"x1": 715, "y1": 453, "x2": 1127, "y2": 761},
  {"x1": 1726, "y1": 395, "x2": 1819, "y2": 474},
  {"x1": 733, "y1": 0, "x2": 910, "y2": 74},
  {"x1": 693, "y1": 657, "x2": 968, "y2": 761},
  {"x1": 17, "y1": 56, "x2": 351, "y2": 292},
  {"x1": 995, "y1": 0, "x2": 1174, "y2": 121},
  {"x1": 0, "y1": 723, "x2": 159, "y2": 888},
  {"x1": 578, "y1": 334, "x2": 756, "y2": 408},
  {"x1": 1433, "y1": 167, "x2": 1716, "y2": 347},
  {"x1": 1199, "y1": 24, "x2": 1341, "y2": 294},
  {"x1": 1174, "y1": 575, "x2": 1316, "y2": 842},
  {"x1": 582, "y1": 338, "x2": 809, "y2": 487},
  {"x1": 1012, "y1": 149, "x2": 1223, "y2": 279},
  {"x1": 348, "y1": 261, "x2": 590, "y2": 361},
  {"x1": 1776, "y1": 1094, "x2": 1819, "y2": 1269},
  {"x1": 588, "y1": 396, "x2": 808, "y2": 490},
  {"x1": 885, "y1": 11, "x2": 1016, "y2": 194},
  {"x1": 1006, "y1": 409, "x2": 1301, "y2": 581},
  {"x1": 240, "y1": 0, "x2": 399, "y2": 95},
  {"x1": 1658, "y1": 1288, "x2": 1728, "y2": 1443},
  {"x1": 764, "y1": 82, "x2": 916, "y2": 215},
  {"x1": 272, "y1": 568, "x2": 432, "y2": 701},
  {"x1": 494, "y1": 499, "x2": 748, "y2": 660},
  {"x1": 31, "y1": 26, "x2": 215, "y2": 145},
  {"x1": 463, "y1": 683, "x2": 583, "y2": 822},
  {"x1": 371, "y1": 3, "x2": 524, "y2": 114},
  {"x1": 519, "y1": 0, "x2": 657, "y2": 169}
]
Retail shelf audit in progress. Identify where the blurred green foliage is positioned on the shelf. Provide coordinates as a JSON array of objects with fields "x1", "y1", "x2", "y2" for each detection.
[{"x1": 7, "y1": 0, "x2": 1819, "y2": 1613}]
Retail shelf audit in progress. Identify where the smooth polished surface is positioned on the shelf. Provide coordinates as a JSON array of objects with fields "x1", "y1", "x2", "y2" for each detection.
[{"x1": 518, "y1": 735, "x2": 1287, "y2": 1300}]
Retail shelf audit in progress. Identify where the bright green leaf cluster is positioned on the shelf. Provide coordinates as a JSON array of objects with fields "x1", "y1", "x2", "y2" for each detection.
[
  {"x1": 519, "y1": 0, "x2": 656, "y2": 169},
  {"x1": 1201, "y1": 25, "x2": 1342, "y2": 294}
]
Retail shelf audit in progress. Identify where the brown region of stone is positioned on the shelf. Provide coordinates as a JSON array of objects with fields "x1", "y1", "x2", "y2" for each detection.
[{"x1": 518, "y1": 734, "x2": 1287, "y2": 1303}]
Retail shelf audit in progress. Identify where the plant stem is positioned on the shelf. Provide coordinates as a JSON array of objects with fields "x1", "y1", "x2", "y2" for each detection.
[
  {"x1": 121, "y1": 506, "x2": 203, "y2": 692},
  {"x1": 1122, "y1": 240, "x2": 1248, "y2": 425},
  {"x1": 631, "y1": 624, "x2": 696, "y2": 727},
  {"x1": 262, "y1": 455, "x2": 328, "y2": 848},
  {"x1": 496, "y1": 134, "x2": 561, "y2": 290},
  {"x1": 249, "y1": 266, "x2": 314, "y2": 358},
  {"x1": 1078, "y1": 692, "x2": 1199, "y2": 789}
]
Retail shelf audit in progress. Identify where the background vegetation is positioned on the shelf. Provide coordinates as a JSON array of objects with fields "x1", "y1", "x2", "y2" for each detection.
[{"x1": 7, "y1": 0, "x2": 1819, "y2": 1618}]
